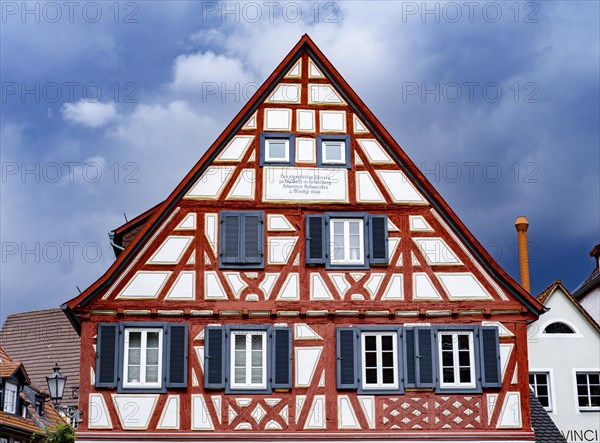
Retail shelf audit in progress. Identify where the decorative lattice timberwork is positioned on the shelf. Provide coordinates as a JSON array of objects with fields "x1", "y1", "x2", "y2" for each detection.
[
  {"x1": 378, "y1": 396, "x2": 482, "y2": 431},
  {"x1": 224, "y1": 397, "x2": 289, "y2": 431}
]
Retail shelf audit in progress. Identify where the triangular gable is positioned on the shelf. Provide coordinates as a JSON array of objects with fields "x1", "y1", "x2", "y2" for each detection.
[
  {"x1": 537, "y1": 280, "x2": 600, "y2": 334},
  {"x1": 64, "y1": 35, "x2": 544, "y2": 321}
]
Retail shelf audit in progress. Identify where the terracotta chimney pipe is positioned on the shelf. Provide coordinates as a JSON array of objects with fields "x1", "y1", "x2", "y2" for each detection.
[{"x1": 515, "y1": 216, "x2": 531, "y2": 292}]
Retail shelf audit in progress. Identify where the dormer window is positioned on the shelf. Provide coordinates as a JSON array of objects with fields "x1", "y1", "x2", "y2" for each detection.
[{"x1": 3, "y1": 381, "x2": 18, "y2": 414}]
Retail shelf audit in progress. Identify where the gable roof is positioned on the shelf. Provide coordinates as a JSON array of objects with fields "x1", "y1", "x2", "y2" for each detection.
[
  {"x1": 0, "y1": 346, "x2": 30, "y2": 383},
  {"x1": 0, "y1": 309, "x2": 80, "y2": 408},
  {"x1": 537, "y1": 280, "x2": 600, "y2": 334},
  {"x1": 63, "y1": 34, "x2": 544, "y2": 324}
]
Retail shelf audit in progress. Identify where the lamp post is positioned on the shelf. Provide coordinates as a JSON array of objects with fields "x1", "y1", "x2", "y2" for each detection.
[
  {"x1": 46, "y1": 363, "x2": 81, "y2": 426},
  {"x1": 46, "y1": 364, "x2": 67, "y2": 406}
]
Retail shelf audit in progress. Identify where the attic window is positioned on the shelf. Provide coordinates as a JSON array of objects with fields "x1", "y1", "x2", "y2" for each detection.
[
  {"x1": 543, "y1": 322, "x2": 575, "y2": 334},
  {"x1": 317, "y1": 135, "x2": 351, "y2": 168},
  {"x1": 260, "y1": 133, "x2": 295, "y2": 166}
]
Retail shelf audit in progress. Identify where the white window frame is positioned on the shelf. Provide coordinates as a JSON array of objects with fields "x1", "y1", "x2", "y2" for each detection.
[
  {"x1": 360, "y1": 332, "x2": 398, "y2": 390},
  {"x1": 230, "y1": 331, "x2": 267, "y2": 390},
  {"x1": 122, "y1": 328, "x2": 163, "y2": 389},
  {"x1": 321, "y1": 140, "x2": 346, "y2": 165},
  {"x1": 529, "y1": 372, "x2": 553, "y2": 412},
  {"x1": 537, "y1": 317, "x2": 581, "y2": 338},
  {"x1": 329, "y1": 218, "x2": 365, "y2": 265},
  {"x1": 3, "y1": 381, "x2": 17, "y2": 414},
  {"x1": 438, "y1": 331, "x2": 476, "y2": 389},
  {"x1": 574, "y1": 371, "x2": 600, "y2": 412},
  {"x1": 264, "y1": 138, "x2": 290, "y2": 163}
]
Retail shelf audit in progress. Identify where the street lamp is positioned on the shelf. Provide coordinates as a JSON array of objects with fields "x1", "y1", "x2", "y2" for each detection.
[{"x1": 46, "y1": 364, "x2": 67, "y2": 406}]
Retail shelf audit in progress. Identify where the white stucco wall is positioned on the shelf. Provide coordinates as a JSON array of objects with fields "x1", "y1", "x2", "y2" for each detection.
[
  {"x1": 528, "y1": 287, "x2": 600, "y2": 442},
  {"x1": 579, "y1": 287, "x2": 600, "y2": 325}
]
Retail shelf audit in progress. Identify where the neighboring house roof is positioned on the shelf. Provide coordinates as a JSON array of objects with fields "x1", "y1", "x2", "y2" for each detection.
[
  {"x1": 0, "y1": 346, "x2": 66, "y2": 439},
  {"x1": 63, "y1": 34, "x2": 545, "y2": 326},
  {"x1": 0, "y1": 308, "x2": 80, "y2": 409},
  {"x1": 537, "y1": 280, "x2": 600, "y2": 334},
  {"x1": 573, "y1": 243, "x2": 600, "y2": 299},
  {"x1": 110, "y1": 201, "x2": 162, "y2": 257},
  {"x1": 0, "y1": 347, "x2": 30, "y2": 383},
  {"x1": 529, "y1": 390, "x2": 567, "y2": 443}
]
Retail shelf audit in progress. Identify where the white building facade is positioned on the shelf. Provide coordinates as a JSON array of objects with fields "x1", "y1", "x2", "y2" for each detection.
[{"x1": 528, "y1": 281, "x2": 600, "y2": 443}]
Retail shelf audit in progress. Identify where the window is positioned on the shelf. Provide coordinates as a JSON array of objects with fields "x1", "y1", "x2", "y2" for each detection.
[
  {"x1": 543, "y1": 322, "x2": 575, "y2": 334},
  {"x1": 205, "y1": 326, "x2": 292, "y2": 393},
  {"x1": 330, "y1": 218, "x2": 365, "y2": 265},
  {"x1": 3, "y1": 382, "x2": 17, "y2": 414},
  {"x1": 230, "y1": 331, "x2": 267, "y2": 390},
  {"x1": 317, "y1": 135, "x2": 350, "y2": 168},
  {"x1": 529, "y1": 372, "x2": 552, "y2": 411},
  {"x1": 337, "y1": 325, "x2": 501, "y2": 394},
  {"x1": 265, "y1": 139, "x2": 290, "y2": 163},
  {"x1": 95, "y1": 322, "x2": 188, "y2": 392},
  {"x1": 337, "y1": 327, "x2": 403, "y2": 394},
  {"x1": 576, "y1": 372, "x2": 600, "y2": 411},
  {"x1": 219, "y1": 211, "x2": 264, "y2": 269},
  {"x1": 438, "y1": 331, "x2": 476, "y2": 389},
  {"x1": 123, "y1": 328, "x2": 163, "y2": 389},
  {"x1": 361, "y1": 332, "x2": 398, "y2": 390},
  {"x1": 306, "y1": 213, "x2": 388, "y2": 269},
  {"x1": 322, "y1": 140, "x2": 345, "y2": 164},
  {"x1": 260, "y1": 133, "x2": 294, "y2": 166}
]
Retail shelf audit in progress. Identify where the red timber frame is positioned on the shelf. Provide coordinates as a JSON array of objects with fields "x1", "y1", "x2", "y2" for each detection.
[{"x1": 65, "y1": 35, "x2": 544, "y2": 442}]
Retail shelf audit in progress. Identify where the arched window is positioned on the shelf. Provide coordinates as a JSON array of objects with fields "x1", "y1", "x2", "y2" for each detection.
[{"x1": 543, "y1": 322, "x2": 575, "y2": 334}]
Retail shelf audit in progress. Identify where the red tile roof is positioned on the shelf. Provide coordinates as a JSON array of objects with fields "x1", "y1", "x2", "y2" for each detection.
[
  {"x1": 0, "y1": 309, "x2": 80, "y2": 408},
  {"x1": 0, "y1": 347, "x2": 67, "y2": 438},
  {"x1": 0, "y1": 410, "x2": 42, "y2": 435}
]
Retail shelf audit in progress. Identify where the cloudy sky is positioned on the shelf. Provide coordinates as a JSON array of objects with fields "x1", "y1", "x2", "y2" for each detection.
[{"x1": 1, "y1": 1, "x2": 598, "y2": 323}]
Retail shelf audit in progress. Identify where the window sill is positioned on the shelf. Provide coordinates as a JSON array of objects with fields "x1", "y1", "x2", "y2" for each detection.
[
  {"x1": 357, "y1": 387, "x2": 404, "y2": 395},
  {"x1": 435, "y1": 386, "x2": 483, "y2": 394},
  {"x1": 225, "y1": 387, "x2": 272, "y2": 395},
  {"x1": 116, "y1": 386, "x2": 167, "y2": 394}
]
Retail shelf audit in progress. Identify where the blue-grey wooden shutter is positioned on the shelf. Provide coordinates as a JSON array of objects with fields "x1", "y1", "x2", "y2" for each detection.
[
  {"x1": 242, "y1": 213, "x2": 263, "y2": 265},
  {"x1": 336, "y1": 327, "x2": 358, "y2": 389},
  {"x1": 417, "y1": 328, "x2": 435, "y2": 387},
  {"x1": 479, "y1": 326, "x2": 501, "y2": 388},
  {"x1": 271, "y1": 327, "x2": 292, "y2": 389},
  {"x1": 96, "y1": 323, "x2": 118, "y2": 388},
  {"x1": 166, "y1": 323, "x2": 188, "y2": 388},
  {"x1": 204, "y1": 326, "x2": 224, "y2": 389},
  {"x1": 404, "y1": 327, "x2": 435, "y2": 388},
  {"x1": 404, "y1": 328, "x2": 416, "y2": 387},
  {"x1": 306, "y1": 214, "x2": 326, "y2": 264},
  {"x1": 220, "y1": 213, "x2": 240, "y2": 264},
  {"x1": 369, "y1": 215, "x2": 388, "y2": 264}
]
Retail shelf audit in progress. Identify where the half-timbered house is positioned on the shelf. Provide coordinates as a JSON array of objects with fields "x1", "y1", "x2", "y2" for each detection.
[{"x1": 64, "y1": 35, "x2": 546, "y2": 442}]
